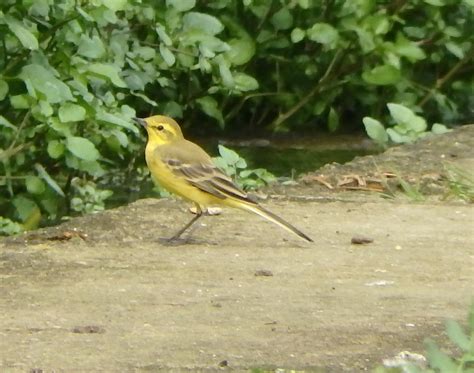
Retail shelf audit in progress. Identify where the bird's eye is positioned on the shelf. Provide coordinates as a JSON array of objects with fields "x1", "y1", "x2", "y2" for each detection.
[{"x1": 157, "y1": 125, "x2": 164, "y2": 131}]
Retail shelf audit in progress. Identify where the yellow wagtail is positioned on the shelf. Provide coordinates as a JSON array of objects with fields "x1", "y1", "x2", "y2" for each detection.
[{"x1": 133, "y1": 115, "x2": 313, "y2": 242}]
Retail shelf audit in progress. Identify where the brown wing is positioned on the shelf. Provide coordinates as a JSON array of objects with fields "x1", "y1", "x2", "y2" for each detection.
[{"x1": 158, "y1": 140, "x2": 258, "y2": 205}]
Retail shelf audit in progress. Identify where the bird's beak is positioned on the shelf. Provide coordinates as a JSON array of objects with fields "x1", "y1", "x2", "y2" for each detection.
[{"x1": 133, "y1": 117, "x2": 147, "y2": 128}]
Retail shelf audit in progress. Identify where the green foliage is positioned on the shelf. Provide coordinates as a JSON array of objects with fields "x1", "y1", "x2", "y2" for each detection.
[
  {"x1": 375, "y1": 302, "x2": 474, "y2": 372},
  {"x1": 398, "y1": 177, "x2": 425, "y2": 202},
  {"x1": 213, "y1": 145, "x2": 276, "y2": 190},
  {"x1": 69, "y1": 178, "x2": 113, "y2": 214},
  {"x1": 0, "y1": 0, "x2": 472, "y2": 233},
  {"x1": 363, "y1": 103, "x2": 451, "y2": 146},
  {"x1": 423, "y1": 305, "x2": 474, "y2": 372},
  {"x1": 444, "y1": 164, "x2": 474, "y2": 202},
  {"x1": 0, "y1": 216, "x2": 22, "y2": 236},
  {"x1": 237, "y1": 0, "x2": 472, "y2": 131},
  {"x1": 0, "y1": 0, "x2": 261, "y2": 232}
]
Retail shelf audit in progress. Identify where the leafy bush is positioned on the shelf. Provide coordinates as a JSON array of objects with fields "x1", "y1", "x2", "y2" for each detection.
[
  {"x1": 0, "y1": 0, "x2": 261, "y2": 233},
  {"x1": 213, "y1": 145, "x2": 276, "y2": 190},
  {"x1": 233, "y1": 0, "x2": 473, "y2": 132},
  {"x1": 363, "y1": 103, "x2": 451, "y2": 146},
  {"x1": 0, "y1": 0, "x2": 472, "y2": 233}
]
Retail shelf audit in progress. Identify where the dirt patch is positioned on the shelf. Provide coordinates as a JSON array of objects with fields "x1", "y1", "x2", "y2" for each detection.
[
  {"x1": 271, "y1": 124, "x2": 474, "y2": 203},
  {"x1": 1, "y1": 126, "x2": 473, "y2": 372}
]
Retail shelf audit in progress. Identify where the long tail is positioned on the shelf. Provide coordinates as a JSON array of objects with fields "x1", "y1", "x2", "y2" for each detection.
[{"x1": 236, "y1": 202, "x2": 313, "y2": 242}]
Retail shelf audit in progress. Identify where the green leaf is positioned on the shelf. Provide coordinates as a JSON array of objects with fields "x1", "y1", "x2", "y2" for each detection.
[
  {"x1": 102, "y1": 0, "x2": 127, "y2": 11},
  {"x1": 386, "y1": 128, "x2": 413, "y2": 143},
  {"x1": 59, "y1": 103, "x2": 86, "y2": 122},
  {"x1": 367, "y1": 14, "x2": 390, "y2": 35},
  {"x1": 34, "y1": 163, "x2": 65, "y2": 197},
  {"x1": 12, "y1": 196, "x2": 38, "y2": 222},
  {"x1": 212, "y1": 157, "x2": 232, "y2": 175},
  {"x1": 10, "y1": 94, "x2": 31, "y2": 109},
  {"x1": 233, "y1": 73, "x2": 259, "y2": 91},
  {"x1": 355, "y1": 28, "x2": 375, "y2": 52},
  {"x1": 78, "y1": 35, "x2": 106, "y2": 59},
  {"x1": 121, "y1": 104, "x2": 136, "y2": 120},
  {"x1": 135, "y1": 46, "x2": 156, "y2": 60},
  {"x1": 444, "y1": 26, "x2": 462, "y2": 38},
  {"x1": 181, "y1": 31, "x2": 229, "y2": 53},
  {"x1": 156, "y1": 24, "x2": 173, "y2": 46},
  {"x1": 298, "y1": 0, "x2": 310, "y2": 8},
  {"x1": 159, "y1": 45, "x2": 176, "y2": 66},
  {"x1": 424, "y1": 339, "x2": 458, "y2": 372},
  {"x1": 86, "y1": 63, "x2": 127, "y2": 88},
  {"x1": 0, "y1": 115, "x2": 16, "y2": 130},
  {"x1": 96, "y1": 110, "x2": 139, "y2": 133},
  {"x1": 387, "y1": 103, "x2": 426, "y2": 132},
  {"x1": 66, "y1": 136, "x2": 100, "y2": 161},
  {"x1": 26, "y1": 176, "x2": 45, "y2": 195},
  {"x1": 387, "y1": 102, "x2": 416, "y2": 123},
  {"x1": 362, "y1": 65, "x2": 401, "y2": 85},
  {"x1": 0, "y1": 79, "x2": 9, "y2": 100},
  {"x1": 431, "y1": 123, "x2": 451, "y2": 134},
  {"x1": 109, "y1": 129, "x2": 128, "y2": 148},
  {"x1": 49, "y1": 117, "x2": 72, "y2": 137},
  {"x1": 271, "y1": 8, "x2": 293, "y2": 30},
  {"x1": 328, "y1": 107, "x2": 339, "y2": 132},
  {"x1": 38, "y1": 100, "x2": 53, "y2": 117},
  {"x1": 424, "y1": 0, "x2": 446, "y2": 6},
  {"x1": 215, "y1": 55, "x2": 234, "y2": 88},
  {"x1": 183, "y1": 12, "x2": 224, "y2": 35},
  {"x1": 235, "y1": 157, "x2": 247, "y2": 169},
  {"x1": 307, "y1": 23, "x2": 339, "y2": 47},
  {"x1": 4, "y1": 14, "x2": 39, "y2": 50},
  {"x1": 132, "y1": 92, "x2": 158, "y2": 106},
  {"x1": 225, "y1": 38, "x2": 256, "y2": 65},
  {"x1": 410, "y1": 117, "x2": 427, "y2": 132},
  {"x1": 445, "y1": 319, "x2": 470, "y2": 351},
  {"x1": 394, "y1": 33, "x2": 426, "y2": 61},
  {"x1": 0, "y1": 217, "x2": 22, "y2": 235},
  {"x1": 163, "y1": 101, "x2": 183, "y2": 118},
  {"x1": 291, "y1": 28, "x2": 306, "y2": 43},
  {"x1": 20, "y1": 64, "x2": 74, "y2": 103},
  {"x1": 47, "y1": 140, "x2": 65, "y2": 159},
  {"x1": 29, "y1": 0, "x2": 50, "y2": 17},
  {"x1": 76, "y1": 6, "x2": 94, "y2": 22},
  {"x1": 166, "y1": 0, "x2": 196, "y2": 12},
  {"x1": 218, "y1": 145, "x2": 240, "y2": 165},
  {"x1": 363, "y1": 117, "x2": 389, "y2": 145},
  {"x1": 196, "y1": 96, "x2": 224, "y2": 127},
  {"x1": 445, "y1": 42, "x2": 464, "y2": 59}
]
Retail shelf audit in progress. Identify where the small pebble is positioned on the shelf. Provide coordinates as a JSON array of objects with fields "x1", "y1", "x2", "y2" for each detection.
[
  {"x1": 351, "y1": 236, "x2": 374, "y2": 245},
  {"x1": 255, "y1": 269, "x2": 273, "y2": 277}
]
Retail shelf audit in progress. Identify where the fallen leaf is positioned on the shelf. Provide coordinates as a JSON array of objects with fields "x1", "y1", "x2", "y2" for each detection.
[{"x1": 47, "y1": 230, "x2": 87, "y2": 241}]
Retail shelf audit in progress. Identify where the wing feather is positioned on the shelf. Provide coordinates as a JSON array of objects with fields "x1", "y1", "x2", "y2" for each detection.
[
  {"x1": 163, "y1": 153, "x2": 256, "y2": 204},
  {"x1": 159, "y1": 142, "x2": 256, "y2": 205}
]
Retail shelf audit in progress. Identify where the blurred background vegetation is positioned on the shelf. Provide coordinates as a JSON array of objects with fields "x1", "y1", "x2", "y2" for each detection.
[{"x1": 0, "y1": 0, "x2": 473, "y2": 234}]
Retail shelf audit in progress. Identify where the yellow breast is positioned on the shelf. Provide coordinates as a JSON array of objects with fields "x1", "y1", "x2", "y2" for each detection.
[{"x1": 145, "y1": 145, "x2": 220, "y2": 208}]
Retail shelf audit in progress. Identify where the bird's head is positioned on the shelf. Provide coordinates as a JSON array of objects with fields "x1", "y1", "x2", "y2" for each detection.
[{"x1": 133, "y1": 115, "x2": 184, "y2": 145}]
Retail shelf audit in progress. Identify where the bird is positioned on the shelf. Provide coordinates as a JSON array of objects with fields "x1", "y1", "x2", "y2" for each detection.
[{"x1": 133, "y1": 115, "x2": 313, "y2": 243}]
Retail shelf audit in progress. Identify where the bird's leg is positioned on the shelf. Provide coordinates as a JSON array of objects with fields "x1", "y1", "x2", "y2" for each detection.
[{"x1": 168, "y1": 204, "x2": 203, "y2": 241}]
